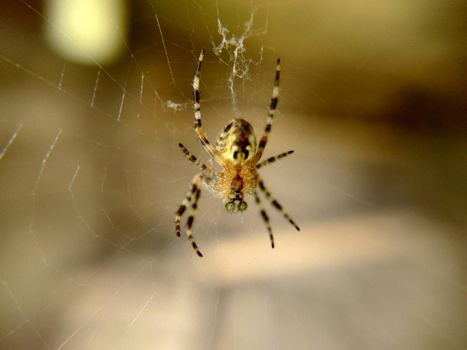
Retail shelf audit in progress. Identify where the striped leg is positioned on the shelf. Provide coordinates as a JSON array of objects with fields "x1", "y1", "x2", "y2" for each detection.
[
  {"x1": 258, "y1": 177, "x2": 300, "y2": 231},
  {"x1": 253, "y1": 58, "x2": 281, "y2": 163},
  {"x1": 256, "y1": 150, "x2": 294, "y2": 169},
  {"x1": 254, "y1": 190, "x2": 275, "y2": 248},
  {"x1": 186, "y1": 182, "x2": 203, "y2": 257},
  {"x1": 175, "y1": 174, "x2": 204, "y2": 257},
  {"x1": 192, "y1": 49, "x2": 223, "y2": 164},
  {"x1": 178, "y1": 143, "x2": 213, "y2": 173},
  {"x1": 175, "y1": 174, "x2": 202, "y2": 237}
]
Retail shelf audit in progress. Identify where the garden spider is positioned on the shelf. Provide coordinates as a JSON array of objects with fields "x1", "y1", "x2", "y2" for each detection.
[{"x1": 175, "y1": 49, "x2": 300, "y2": 257}]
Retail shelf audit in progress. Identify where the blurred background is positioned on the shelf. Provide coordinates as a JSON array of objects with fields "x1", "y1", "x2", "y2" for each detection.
[{"x1": 0, "y1": 0, "x2": 466, "y2": 349}]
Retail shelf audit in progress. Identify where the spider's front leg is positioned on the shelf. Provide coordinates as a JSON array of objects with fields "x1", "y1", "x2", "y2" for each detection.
[
  {"x1": 253, "y1": 190, "x2": 275, "y2": 248},
  {"x1": 257, "y1": 176, "x2": 300, "y2": 232},
  {"x1": 175, "y1": 173, "x2": 204, "y2": 257}
]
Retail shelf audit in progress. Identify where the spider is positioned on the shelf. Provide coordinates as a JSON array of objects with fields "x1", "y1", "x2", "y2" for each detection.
[{"x1": 175, "y1": 49, "x2": 300, "y2": 257}]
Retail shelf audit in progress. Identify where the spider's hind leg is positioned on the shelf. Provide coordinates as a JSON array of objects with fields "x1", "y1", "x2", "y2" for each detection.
[
  {"x1": 192, "y1": 49, "x2": 223, "y2": 164},
  {"x1": 253, "y1": 58, "x2": 281, "y2": 162}
]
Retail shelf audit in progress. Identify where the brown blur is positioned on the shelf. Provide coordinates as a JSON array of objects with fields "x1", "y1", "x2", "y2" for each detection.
[{"x1": 0, "y1": 1, "x2": 466, "y2": 349}]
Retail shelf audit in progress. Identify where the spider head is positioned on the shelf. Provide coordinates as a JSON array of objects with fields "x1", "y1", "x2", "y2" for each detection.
[
  {"x1": 225, "y1": 175, "x2": 248, "y2": 213},
  {"x1": 225, "y1": 199, "x2": 248, "y2": 213}
]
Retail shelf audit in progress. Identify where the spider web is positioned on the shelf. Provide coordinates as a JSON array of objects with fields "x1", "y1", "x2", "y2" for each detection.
[{"x1": 1, "y1": 1, "x2": 466, "y2": 349}]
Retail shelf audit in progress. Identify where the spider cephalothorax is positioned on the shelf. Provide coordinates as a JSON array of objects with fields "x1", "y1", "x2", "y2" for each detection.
[{"x1": 175, "y1": 49, "x2": 300, "y2": 257}]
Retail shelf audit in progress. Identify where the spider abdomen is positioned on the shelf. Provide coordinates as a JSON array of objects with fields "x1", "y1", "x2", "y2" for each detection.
[{"x1": 216, "y1": 119, "x2": 257, "y2": 164}]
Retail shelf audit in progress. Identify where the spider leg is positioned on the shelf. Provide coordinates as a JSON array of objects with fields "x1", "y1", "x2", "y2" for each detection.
[
  {"x1": 175, "y1": 177, "x2": 199, "y2": 237},
  {"x1": 192, "y1": 49, "x2": 223, "y2": 164},
  {"x1": 257, "y1": 176, "x2": 300, "y2": 231},
  {"x1": 185, "y1": 178, "x2": 203, "y2": 257},
  {"x1": 253, "y1": 58, "x2": 281, "y2": 162},
  {"x1": 178, "y1": 143, "x2": 213, "y2": 173},
  {"x1": 256, "y1": 150, "x2": 294, "y2": 169},
  {"x1": 175, "y1": 174, "x2": 204, "y2": 257},
  {"x1": 253, "y1": 190, "x2": 275, "y2": 248}
]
